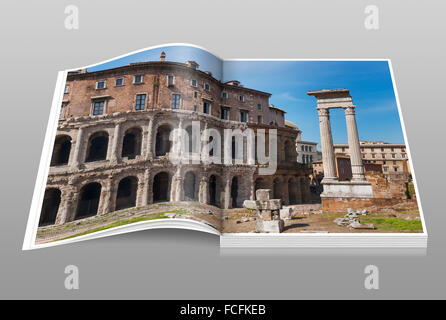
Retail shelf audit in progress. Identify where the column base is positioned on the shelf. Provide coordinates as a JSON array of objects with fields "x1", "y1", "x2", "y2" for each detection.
[{"x1": 321, "y1": 180, "x2": 373, "y2": 198}]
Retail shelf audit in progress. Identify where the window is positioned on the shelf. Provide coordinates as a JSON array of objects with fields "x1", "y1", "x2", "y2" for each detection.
[
  {"x1": 115, "y1": 78, "x2": 124, "y2": 86},
  {"x1": 171, "y1": 94, "x2": 181, "y2": 109},
  {"x1": 392, "y1": 154, "x2": 396, "y2": 158},
  {"x1": 191, "y1": 79, "x2": 197, "y2": 87},
  {"x1": 96, "y1": 80, "x2": 106, "y2": 89},
  {"x1": 193, "y1": 105, "x2": 197, "y2": 111},
  {"x1": 221, "y1": 107, "x2": 229, "y2": 120},
  {"x1": 384, "y1": 167, "x2": 388, "y2": 172},
  {"x1": 203, "y1": 101, "x2": 210, "y2": 114},
  {"x1": 93, "y1": 101, "x2": 105, "y2": 115},
  {"x1": 167, "y1": 75, "x2": 175, "y2": 86},
  {"x1": 64, "y1": 85, "x2": 69, "y2": 93},
  {"x1": 257, "y1": 104, "x2": 262, "y2": 110},
  {"x1": 309, "y1": 147, "x2": 312, "y2": 152},
  {"x1": 135, "y1": 94, "x2": 146, "y2": 110},
  {"x1": 222, "y1": 92, "x2": 228, "y2": 99},
  {"x1": 239, "y1": 95, "x2": 245, "y2": 102},
  {"x1": 240, "y1": 110, "x2": 248, "y2": 122},
  {"x1": 391, "y1": 148, "x2": 395, "y2": 152},
  {"x1": 194, "y1": 91, "x2": 198, "y2": 98},
  {"x1": 301, "y1": 146, "x2": 305, "y2": 151},
  {"x1": 134, "y1": 75, "x2": 143, "y2": 84},
  {"x1": 204, "y1": 83, "x2": 210, "y2": 91},
  {"x1": 257, "y1": 115, "x2": 263, "y2": 123},
  {"x1": 402, "y1": 153, "x2": 406, "y2": 158}
]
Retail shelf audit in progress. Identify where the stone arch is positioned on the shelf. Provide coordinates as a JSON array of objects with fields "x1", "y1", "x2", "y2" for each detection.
[
  {"x1": 76, "y1": 182, "x2": 102, "y2": 220},
  {"x1": 155, "y1": 124, "x2": 172, "y2": 157},
  {"x1": 115, "y1": 176, "x2": 138, "y2": 210},
  {"x1": 39, "y1": 188, "x2": 61, "y2": 226},
  {"x1": 153, "y1": 172, "x2": 170, "y2": 202},
  {"x1": 85, "y1": 131, "x2": 109, "y2": 162},
  {"x1": 288, "y1": 178, "x2": 298, "y2": 204},
  {"x1": 51, "y1": 135, "x2": 72, "y2": 166},
  {"x1": 183, "y1": 171, "x2": 198, "y2": 201},
  {"x1": 284, "y1": 140, "x2": 294, "y2": 162},
  {"x1": 300, "y1": 177, "x2": 310, "y2": 203},
  {"x1": 208, "y1": 174, "x2": 223, "y2": 208},
  {"x1": 121, "y1": 127, "x2": 142, "y2": 159},
  {"x1": 273, "y1": 177, "x2": 283, "y2": 199}
]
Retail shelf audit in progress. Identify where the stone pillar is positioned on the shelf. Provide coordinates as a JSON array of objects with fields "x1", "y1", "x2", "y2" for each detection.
[
  {"x1": 141, "y1": 168, "x2": 150, "y2": 206},
  {"x1": 55, "y1": 187, "x2": 75, "y2": 224},
  {"x1": 223, "y1": 174, "x2": 231, "y2": 209},
  {"x1": 101, "y1": 178, "x2": 115, "y2": 214},
  {"x1": 146, "y1": 118, "x2": 154, "y2": 160},
  {"x1": 110, "y1": 123, "x2": 122, "y2": 164},
  {"x1": 317, "y1": 108, "x2": 338, "y2": 182},
  {"x1": 136, "y1": 173, "x2": 146, "y2": 207},
  {"x1": 344, "y1": 106, "x2": 367, "y2": 182},
  {"x1": 72, "y1": 127, "x2": 85, "y2": 168},
  {"x1": 199, "y1": 175, "x2": 208, "y2": 204},
  {"x1": 170, "y1": 167, "x2": 183, "y2": 202}
]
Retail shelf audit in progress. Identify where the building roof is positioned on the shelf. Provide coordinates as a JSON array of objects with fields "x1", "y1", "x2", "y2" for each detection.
[
  {"x1": 67, "y1": 59, "x2": 272, "y2": 97},
  {"x1": 284, "y1": 120, "x2": 298, "y2": 129}
]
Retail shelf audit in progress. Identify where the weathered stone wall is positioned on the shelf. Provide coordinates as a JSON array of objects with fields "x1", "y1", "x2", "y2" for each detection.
[{"x1": 41, "y1": 109, "x2": 310, "y2": 227}]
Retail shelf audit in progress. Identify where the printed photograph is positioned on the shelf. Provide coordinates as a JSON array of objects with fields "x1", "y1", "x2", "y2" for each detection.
[{"x1": 30, "y1": 44, "x2": 424, "y2": 246}]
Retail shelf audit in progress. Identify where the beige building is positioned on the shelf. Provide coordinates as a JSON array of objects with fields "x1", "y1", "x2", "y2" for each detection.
[{"x1": 333, "y1": 141, "x2": 409, "y2": 179}]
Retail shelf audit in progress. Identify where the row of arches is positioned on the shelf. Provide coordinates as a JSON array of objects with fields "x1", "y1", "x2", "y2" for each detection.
[
  {"x1": 254, "y1": 176, "x2": 309, "y2": 204},
  {"x1": 38, "y1": 171, "x2": 241, "y2": 227},
  {"x1": 50, "y1": 123, "x2": 299, "y2": 166}
]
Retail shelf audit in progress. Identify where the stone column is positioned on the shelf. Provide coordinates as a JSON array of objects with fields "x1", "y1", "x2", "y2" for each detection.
[
  {"x1": 55, "y1": 187, "x2": 75, "y2": 224},
  {"x1": 101, "y1": 178, "x2": 115, "y2": 214},
  {"x1": 344, "y1": 106, "x2": 367, "y2": 181},
  {"x1": 145, "y1": 118, "x2": 154, "y2": 160},
  {"x1": 72, "y1": 127, "x2": 85, "y2": 168},
  {"x1": 141, "y1": 168, "x2": 150, "y2": 206},
  {"x1": 199, "y1": 175, "x2": 208, "y2": 204},
  {"x1": 223, "y1": 174, "x2": 232, "y2": 209},
  {"x1": 110, "y1": 122, "x2": 122, "y2": 164},
  {"x1": 317, "y1": 108, "x2": 338, "y2": 182}
]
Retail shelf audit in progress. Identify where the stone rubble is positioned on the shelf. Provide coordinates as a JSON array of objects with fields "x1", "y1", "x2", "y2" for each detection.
[{"x1": 333, "y1": 208, "x2": 374, "y2": 230}]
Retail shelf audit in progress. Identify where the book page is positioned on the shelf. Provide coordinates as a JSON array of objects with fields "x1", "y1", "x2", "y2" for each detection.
[
  {"x1": 219, "y1": 59, "x2": 425, "y2": 241},
  {"x1": 23, "y1": 44, "x2": 225, "y2": 249}
]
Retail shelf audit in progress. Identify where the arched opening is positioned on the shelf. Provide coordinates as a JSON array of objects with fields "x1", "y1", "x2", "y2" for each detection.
[
  {"x1": 76, "y1": 182, "x2": 101, "y2": 220},
  {"x1": 183, "y1": 171, "x2": 197, "y2": 201},
  {"x1": 115, "y1": 176, "x2": 138, "y2": 210},
  {"x1": 231, "y1": 176, "x2": 239, "y2": 208},
  {"x1": 273, "y1": 178, "x2": 283, "y2": 199},
  {"x1": 51, "y1": 135, "x2": 71, "y2": 166},
  {"x1": 300, "y1": 178, "x2": 309, "y2": 203},
  {"x1": 288, "y1": 178, "x2": 298, "y2": 204},
  {"x1": 122, "y1": 127, "x2": 142, "y2": 159},
  {"x1": 155, "y1": 125, "x2": 172, "y2": 157},
  {"x1": 209, "y1": 175, "x2": 222, "y2": 208},
  {"x1": 284, "y1": 140, "x2": 294, "y2": 162},
  {"x1": 86, "y1": 131, "x2": 109, "y2": 162},
  {"x1": 153, "y1": 172, "x2": 169, "y2": 202},
  {"x1": 39, "y1": 188, "x2": 61, "y2": 226}
]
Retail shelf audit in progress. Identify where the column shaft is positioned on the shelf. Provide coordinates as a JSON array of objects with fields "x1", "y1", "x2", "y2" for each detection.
[
  {"x1": 317, "y1": 108, "x2": 338, "y2": 182},
  {"x1": 344, "y1": 107, "x2": 366, "y2": 181}
]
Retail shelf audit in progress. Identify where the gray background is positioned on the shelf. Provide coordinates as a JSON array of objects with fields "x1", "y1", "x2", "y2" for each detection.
[{"x1": 0, "y1": 0, "x2": 444, "y2": 299}]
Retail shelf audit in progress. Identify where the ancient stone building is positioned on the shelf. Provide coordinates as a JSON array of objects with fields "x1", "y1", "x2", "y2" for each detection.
[{"x1": 38, "y1": 53, "x2": 310, "y2": 227}]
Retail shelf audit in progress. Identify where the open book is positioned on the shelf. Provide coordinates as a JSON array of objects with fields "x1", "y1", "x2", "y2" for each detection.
[{"x1": 22, "y1": 44, "x2": 427, "y2": 250}]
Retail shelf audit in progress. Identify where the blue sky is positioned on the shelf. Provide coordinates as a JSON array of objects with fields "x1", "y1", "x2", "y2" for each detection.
[{"x1": 87, "y1": 45, "x2": 404, "y2": 149}]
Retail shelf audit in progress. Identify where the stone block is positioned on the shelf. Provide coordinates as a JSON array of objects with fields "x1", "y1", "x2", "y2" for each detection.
[
  {"x1": 280, "y1": 207, "x2": 293, "y2": 220},
  {"x1": 243, "y1": 200, "x2": 258, "y2": 210},
  {"x1": 261, "y1": 220, "x2": 284, "y2": 233},
  {"x1": 259, "y1": 209, "x2": 273, "y2": 221},
  {"x1": 256, "y1": 189, "x2": 270, "y2": 201},
  {"x1": 258, "y1": 199, "x2": 282, "y2": 210}
]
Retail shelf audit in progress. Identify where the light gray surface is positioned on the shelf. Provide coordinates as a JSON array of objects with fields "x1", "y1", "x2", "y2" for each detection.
[{"x1": 0, "y1": 0, "x2": 445, "y2": 299}]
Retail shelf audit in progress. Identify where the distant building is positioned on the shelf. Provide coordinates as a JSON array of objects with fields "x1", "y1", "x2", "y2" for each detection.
[
  {"x1": 332, "y1": 141, "x2": 410, "y2": 179},
  {"x1": 285, "y1": 120, "x2": 321, "y2": 164}
]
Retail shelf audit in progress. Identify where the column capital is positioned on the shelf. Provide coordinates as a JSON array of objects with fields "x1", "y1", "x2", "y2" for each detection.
[
  {"x1": 344, "y1": 105, "x2": 356, "y2": 115},
  {"x1": 317, "y1": 108, "x2": 330, "y2": 117}
]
